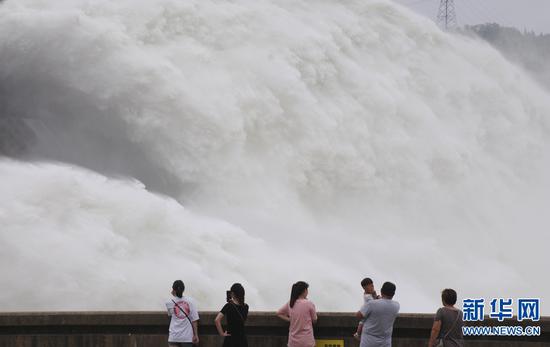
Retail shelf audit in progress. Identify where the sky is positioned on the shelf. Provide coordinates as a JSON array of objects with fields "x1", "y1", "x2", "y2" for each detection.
[{"x1": 393, "y1": 0, "x2": 550, "y2": 34}]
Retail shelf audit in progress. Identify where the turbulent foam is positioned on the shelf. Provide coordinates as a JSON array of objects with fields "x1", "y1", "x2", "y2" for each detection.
[
  {"x1": 1, "y1": 0, "x2": 549, "y2": 312},
  {"x1": 0, "y1": 160, "x2": 358, "y2": 310}
]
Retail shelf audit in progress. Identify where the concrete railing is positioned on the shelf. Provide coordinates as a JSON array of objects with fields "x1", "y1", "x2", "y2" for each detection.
[{"x1": 0, "y1": 311, "x2": 548, "y2": 346}]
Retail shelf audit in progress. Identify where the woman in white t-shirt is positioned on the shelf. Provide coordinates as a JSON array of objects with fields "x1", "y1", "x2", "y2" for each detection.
[{"x1": 165, "y1": 280, "x2": 200, "y2": 347}]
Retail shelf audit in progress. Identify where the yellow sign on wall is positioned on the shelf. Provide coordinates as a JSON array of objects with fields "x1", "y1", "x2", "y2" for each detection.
[{"x1": 315, "y1": 339, "x2": 344, "y2": 347}]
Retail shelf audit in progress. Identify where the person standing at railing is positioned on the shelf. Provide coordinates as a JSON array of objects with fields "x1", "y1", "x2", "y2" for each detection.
[
  {"x1": 215, "y1": 283, "x2": 249, "y2": 347},
  {"x1": 356, "y1": 281, "x2": 400, "y2": 347},
  {"x1": 165, "y1": 280, "x2": 200, "y2": 347},
  {"x1": 277, "y1": 281, "x2": 318, "y2": 347},
  {"x1": 428, "y1": 288, "x2": 464, "y2": 347}
]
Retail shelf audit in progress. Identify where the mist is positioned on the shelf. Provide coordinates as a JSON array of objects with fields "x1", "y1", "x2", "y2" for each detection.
[{"x1": 462, "y1": 23, "x2": 550, "y2": 91}]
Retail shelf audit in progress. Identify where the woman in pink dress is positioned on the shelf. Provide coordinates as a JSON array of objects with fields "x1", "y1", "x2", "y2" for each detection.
[{"x1": 277, "y1": 281, "x2": 318, "y2": 347}]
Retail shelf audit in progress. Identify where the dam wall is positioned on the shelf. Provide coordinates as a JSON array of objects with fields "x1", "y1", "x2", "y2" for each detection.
[{"x1": 0, "y1": 312, "x2": 548, "y2": 347}]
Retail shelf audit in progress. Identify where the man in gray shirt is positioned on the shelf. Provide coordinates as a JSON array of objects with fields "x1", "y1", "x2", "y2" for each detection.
[{"x1": 356, "y1": 281, "x2": 400, "y2": 347}]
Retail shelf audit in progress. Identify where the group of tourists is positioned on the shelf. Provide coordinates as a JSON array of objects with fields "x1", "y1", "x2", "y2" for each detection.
[{"x1": 165, "y1": 278, "x2": 464, "y2": 347}]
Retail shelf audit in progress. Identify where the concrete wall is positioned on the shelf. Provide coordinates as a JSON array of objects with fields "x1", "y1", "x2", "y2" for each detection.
[{"x1": 0, "y1": 311, "x2": 548, "y2": 347}]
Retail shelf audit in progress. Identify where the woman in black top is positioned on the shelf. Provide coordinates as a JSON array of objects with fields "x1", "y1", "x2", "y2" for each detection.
[{"x1": 215, "y1": 283, "x2": 249, "y2": 347}]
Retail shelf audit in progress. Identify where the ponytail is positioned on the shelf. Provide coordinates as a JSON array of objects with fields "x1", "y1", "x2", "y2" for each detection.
[
  {"x1": 172, "y1": 280, "x2": 185, "y2": 298},
  {"x1": 290, "y1": 281, "x2": 308, "y2": 308}
]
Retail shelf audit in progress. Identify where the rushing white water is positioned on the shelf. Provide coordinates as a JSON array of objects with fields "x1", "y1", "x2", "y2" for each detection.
[{"x1": 1, "y1": 0, "x2": 549, "y2": 313}]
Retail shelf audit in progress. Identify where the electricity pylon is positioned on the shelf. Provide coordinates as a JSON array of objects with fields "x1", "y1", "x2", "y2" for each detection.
[{"x1": 437, "y1": 0, "x2": 457, "y2": 31}]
